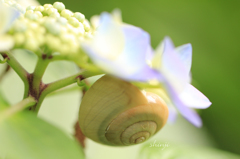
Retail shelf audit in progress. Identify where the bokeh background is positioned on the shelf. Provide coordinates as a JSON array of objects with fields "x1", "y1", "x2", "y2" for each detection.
[{"x1": 1, "y1": 0, "x2": 240, "y2": 158}]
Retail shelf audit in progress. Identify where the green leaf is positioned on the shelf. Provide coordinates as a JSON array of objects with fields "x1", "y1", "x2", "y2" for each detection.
[
  {"x1": 139, "y1": 141, "x2": 240, "y2": 159},
  {"x1": 0, "y1": 110, "x2": 84, "y2": 159},
  {"x1": 0, "y1": 91, "x2": 10, "y2": 111}
]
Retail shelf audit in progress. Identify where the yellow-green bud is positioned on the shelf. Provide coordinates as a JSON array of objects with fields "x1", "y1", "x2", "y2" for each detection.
[
  {"x1": 25, "y1": 10, "x2": 38, "y2": 21},
  {"x1": 34, "y1": 11, "x2": 43, "y2": 19},
  {"x1": 57, "y1": 17, "x2": 68, "y2": 25},
  {"x1": 43, "y1": 4, "x2": 53, "y2": 9},
  {"x1": 26, "y1": 6, "x2": 36, "y2": 11},
  {"x1": 61, "y1": 9, "x2": 73, "y2": 19},
  {"x1": 45, "y1": 34, "x2": 61, "y2": 51},
  {"x1": 44, "y1": 19, "x2": 61, "y2": 35},
  {"x1": 50, "y1": 12, "x2": 60, "y2": 18},
  {"x1": 83, "y1": 20, "x2": 90, "y2": 32},
  {"x1": 60, "y1": 33, "x2": 75, "y2": 44},
  {"x1": 28, "y1": 22, "x2": 39, "y2": 31},
  {"x1": 53, "y1": 2, "x2": 65, "y2": 12},
  {"x1": 13, "y1": 21, "x2": 27, "y2": 32},
  {"x1": 14, "y1": 33, "x2": 25, "y2": 46},
  {"x1": 47, "y1": 8, "x2": 58, "y2": 16},
  {"x1": 24, "y1": 38, "x2": 39, "y2": 52},
  {"x1": 35, "y1": 6, "x2": 44, "y2": 12},
  {"x1": 68, "y1": 17, "x2": 80, "y2": 27},
  {"x1": 73, "y1": 12, "x2": 85, "y2": 22},
  {"x1": 84, "y1": 32, "x2": 93, "y2": 39}
]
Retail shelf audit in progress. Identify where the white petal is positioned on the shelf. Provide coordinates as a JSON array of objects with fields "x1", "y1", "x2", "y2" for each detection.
[
  {"x1": 90, "y1": 12, "x2": 125, "y2": 60},
  {"x1": 179, "y1": 84, "x2": 212, "y2": 109},
  {"x1": 0, "y1": 35, "x2": 14, "y2": 51},
  {"x1": 175, "y1": 43, "x2": 192, "y2": 73},
  {"x1": 161, "y1": 37, "x2": 191, "y2": 93},
  {"x1": 0, "y1": 4, "x2": 20, "y2": 34}
]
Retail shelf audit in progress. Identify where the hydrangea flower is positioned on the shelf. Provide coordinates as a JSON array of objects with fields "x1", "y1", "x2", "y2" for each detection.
[
  {"x1": 81, "y1": 12, "x2": 159, "y2": 82},
  {"x1": 82, "y1": 11, "x2": 211, "y2": 127},
  {"x1": 0, "y1": 1, "x2": 20, "y2": 51},
  {"x1": 151, "y1": 37, "x2": 212, "y2": 127}
]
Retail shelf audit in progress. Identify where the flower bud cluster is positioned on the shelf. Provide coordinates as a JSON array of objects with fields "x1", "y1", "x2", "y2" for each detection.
[{"x1": 7, "y1": 1, "x2": 94, "y2": 55}]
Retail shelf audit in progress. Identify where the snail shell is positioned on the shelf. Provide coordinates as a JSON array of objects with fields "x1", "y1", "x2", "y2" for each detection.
[{"x1": 78, "y1": 75, "x2": 169, "y2": 146}]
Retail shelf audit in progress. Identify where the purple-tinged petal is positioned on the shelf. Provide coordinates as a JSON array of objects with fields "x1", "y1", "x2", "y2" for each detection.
[
  {"x1": 175, "y1": 43, "x2": 192, "y2": 74},
  {"x1": 127, "y1": 65, "x2": 160, "y2": 82},
  {"x1": 167, "y1": 103, "x2": 178, "y2": 123},
  {"x1": 117, "y1": 24, "x2": 152, "y2": 74},
  {"x1": 82, "y1": 12, "x2": 157, "y2": 82},
  {"x1": 162, "y1": 77, "x2": 202, "y2": 127},
  {"x1": 161, "y1": 37, "x2": 191, "y2": 93},
  {"x1": 179, "y1": 84, "x2": 212, "y2": 109}
]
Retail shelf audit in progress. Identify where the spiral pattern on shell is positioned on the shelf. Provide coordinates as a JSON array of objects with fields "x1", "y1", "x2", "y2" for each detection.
[{"x1": 79, "y1": 75, "x2": 169, "y2": 146}]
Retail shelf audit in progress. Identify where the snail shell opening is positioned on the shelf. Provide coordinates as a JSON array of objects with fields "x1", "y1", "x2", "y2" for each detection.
[{"x1": 79, "y1": 75, "x2": 169, "y2": 146}]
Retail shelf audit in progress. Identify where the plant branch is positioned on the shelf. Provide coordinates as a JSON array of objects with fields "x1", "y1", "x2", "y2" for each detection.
[
  {"x1": 0, "y1": 96, "x2": 36, "y2": 122},
  {"x1": 0, "y1": 52, "x2": 28, "y2": 84},
  {"x1": 31, "y1": 55, "x2": 50, "y2": 96},
  {"x1": 33, "y1": 70, "x2": 103, "y2": 113}
]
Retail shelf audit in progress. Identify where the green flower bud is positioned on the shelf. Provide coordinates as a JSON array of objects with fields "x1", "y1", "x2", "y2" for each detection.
[
  {"x1": 83, "y1": 20, "x2": 90, "y2": 32},
  {"x1": 84, "y1": 32, "x2": 93, "y2": 39},
  {"x1": 73, "y1": 12, "x2": 85, "y2": 22},
  {"x1": 61, "y1": 9, "x2": 73, "y2": 19},
  {"x1": 47, "y1": 8, "x2": 58, "y2": 16},
  {"x1": 35, "y1": 6, "x2": 44, "y2": 12},
  {"x1": 53, "y1": 2, "x2": 65, "y2": 12},
  {"x1": 24, "y1": 10, "x2": 39, "y2": 21},
  {"x1": 68, "y1": 17, "x2": 80, "y2": 27},
  {"x1": 45, "y1": 34, "x2": 61, "y2": 51},
  {"x1": 26, "y1": 6, "x2": 36, "y2": 11},
  {"x1": 60, "y1": 33, "x2": 75, "y2": 44},
  {"x1": 43, "y1": 18, "x2": 61, "y2": 35},
  {"x1": 49, "y1": 12, "x2": 60, "y2": 18},
  {"x1": 12, "y1": 20, "x2": 27, "y2": 32},
  {"x1": 36, "y1": 34, "x2": 44, "y2": 46},
  {"x1": 57, "y1": 17, "x2": 68, "y2": 25},
  {"x1": 43, "y1": 4, "x2": 53, "y2": 9},
  {"x1": 34, "y1": 11, "x2": 43, "y2": 19},
  {"x1": 24, "y1": 38, "x2": 39, "y2": 52},
  {"x1": 14, "y1": 33, "x2": 25, "y2": 46}
]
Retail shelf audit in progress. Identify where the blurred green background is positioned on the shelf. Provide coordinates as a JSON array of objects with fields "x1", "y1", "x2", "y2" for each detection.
[
  {"x1": 3, "y1": 0, "x2": 240, "y2": 158},
  {"x1": 38, "y1": 0, "x2": 240, "y2": 155}
]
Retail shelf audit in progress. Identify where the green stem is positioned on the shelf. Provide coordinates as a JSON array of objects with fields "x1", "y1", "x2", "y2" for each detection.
[
  {"x1": 0, "y1": 52, "x2": 28, "y2": 85},
  {"x1": 31, "y1": 56, "x2": 50, "y2": 97},
  {"x1": 0, "y1": 96, "x2": 36, "y2": 122},
  {"x1": 34, "y1": 70, "x2": 102, "y2": 113}
]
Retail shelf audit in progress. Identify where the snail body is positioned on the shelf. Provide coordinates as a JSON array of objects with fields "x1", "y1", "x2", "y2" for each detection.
[{"x1": 78, "y1": 75, "x2": 169, "y2": 146}]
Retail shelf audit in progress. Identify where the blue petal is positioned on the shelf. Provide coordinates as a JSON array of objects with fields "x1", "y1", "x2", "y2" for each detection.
[
  {"x1": 161, "y1": 37, "x2": 191, "y2": 93},
  {"x1": 82, "y1": 13, "x2": 157, "y2": 82},
  {"x1": 179, "y1": 84, "x2": 212, "y2": 109},
  {"x1": 161, "y1": 76, "x2": 202, "y2": 127},
  {"x1": 175, "y1": 43, "x2": 192, "y2": 74},
  {"x1": 116, "y1": 24, "x2": 152, "y2": 74},
  {"x1": 167, "y1": 103, "x2": 178, "y2": 123}
]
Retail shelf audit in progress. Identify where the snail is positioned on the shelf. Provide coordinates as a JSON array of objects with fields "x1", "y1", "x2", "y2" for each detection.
[{"x1": 78, "y1": 75, "x2": 169, "y2": 146}]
